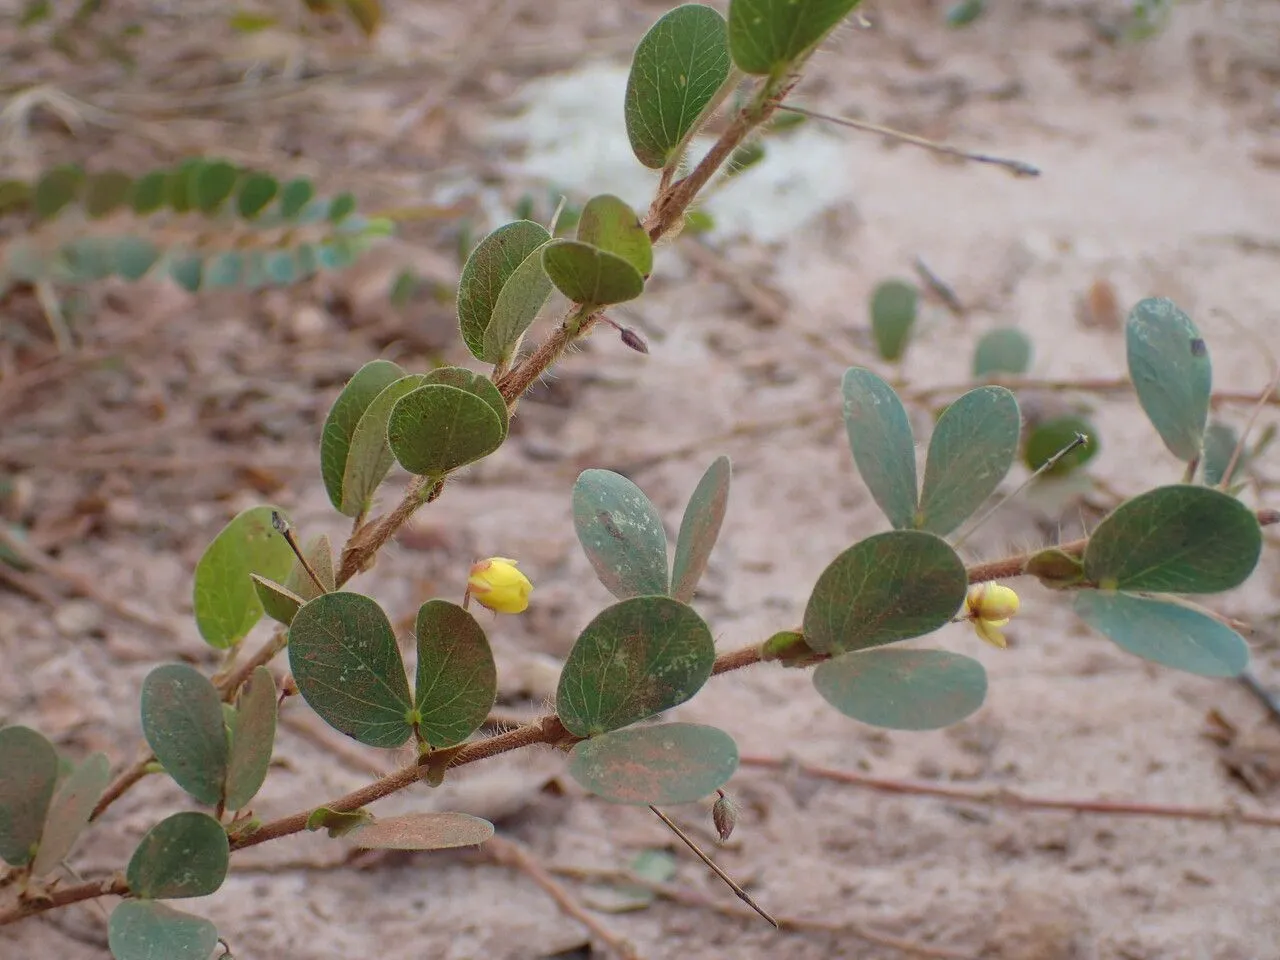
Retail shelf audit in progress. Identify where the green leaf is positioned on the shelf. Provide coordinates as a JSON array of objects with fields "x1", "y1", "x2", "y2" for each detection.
[
  {"x1": 541, "y1": 239, "x2": 645, "y2": 309},
  {"x1": 728, "y1": 0, "x2": 861, "y2": 75},
  {"x1": 251, "y1": 575, "x2": 304, "y2": 625},
  {"x1": 387, "y1": 383, "x2": 506, "y2": 479},
  {"x1": 168, "y1": 255, "x2": 203, "y2": 293},
  {"x1": 264, "y1": 250, "x2": 298, "y2": 284},
  {"x1": 568, "y1": 723, "x2": 738, "y2": 805},
  {"x1": 193, "y1": 505, "x2": 296, "y2": 648},
  {"x1": 481, "y1": 243, "x2": 554, "y2": 366},
  {"x1": 283, "y1": 533, "x2": 335, "y2": 600},
  {"x1": 166, "y1": 160, "x2": 203, "y2": 214},
  {"x1": 1126, "y1": 297, "x2": 1212, "y2": 462},
  {"x1": 84, "y1": 171, "x2": 133, "y2": 218},
  {"x1": 1073, "y1": 591, "x2": 1248, "y2": 678},
  {"x1": 413, "y1": 600, "x2": 497, "y2": 749},
  {"x1": 946, "y1": 0, "x2": 987, "y2": 27},
  {"x1": 1083, "y1": 485, "x2": 1261, "y2": 593},
  {"x1": 670, "y1": 456, "x2": 731, "y2": 604},
  {"x1": 236, "y1": 173, "x2": 278, "y2": 219},
  {"x1": 804, "y1": 531, "x2": 967, "y2": 655},
  {"x1": 224, "y1": 666, "x2": 276, "y2": 811},
  {"x1": 339, "y1": 374, "x2": 428, "y2": 517},
  {"x1": 917, "y1": 386, "x2": 1020, "y2": 537},
  {"x1": 199, "y1": 251, "x2": 242, "y2": 288},
  {"x1": 30, "y1": 752, "x2": 110, "y2": 876},
  {"x1": 456, "y1": 220, "x2": 552, "y2": 362},
  {"x1": 0, "y1": 726, "x2": 59, "y2": 866},
  {"x1": 280, "y1": 178, "x2": 315, "y2": 218},
  {"x1": 419, "y1": 365, "x2": 509, "y2": 433},
  {"x1": 320, "y1": 359, "x2": 406, "y2": 513},
  {"x1": 140, "y1": 664, "x2": 229, "y2": 807},
  {"x1": 343, "y1": 0, "x2": 381, "y2": 35},
  {"x1": 813, "y1": 648, "x2": 987, "y2": 730},
  {"x1": 192, "y1": 161, "x2": 237, "y2": 214},
  {"x1": 572, "y1": 469, "x2": 669, "y2": 600},
  {"x1": 972, "y1": 327, "x2": 1032, "y2": 377},
  {"x1": 1023, "y1": 548, "x2": 1086, "y2": 590},
  {"x1": 130, "y1": 171, "x2": 168, "y2": 215},
  {"x1": 0, "y1": 179, "x2": 32, "y2": 216},
  {"x1": 841, "y1": 367, "x2": 918, "y2": 530},
  {"x1": 625, "y1": 4, "x2": 731, "y2": 169},
  {"x1": 108, "y1": 902, "x2": 218, "y2": 960},
  {"x1": 576, "y1": 194, "x2": 653, "y2": 278},
  {"x1": 287, "y1": 592, "x2": 414, "y2": 749},
  {"x1": 870, "y1": 279, "x2": 918, "y2": 362},
  {"x1": 1024, "y1": 416, "x2": 1098, "y2": 477},
  {"x1": 348, "y1": 812, "x2": 494, "y2": 850},
  {"x1": 305, "y1": 806, "x2": 373, "y2": 837},
  {"x1": 111, "y1": 237, "x2": 160, "y2": 281},
  {"x1": 126, "y1": 811, "x2": 229, "y2": 899},
  {"x1": 557, "y1": 597, "x2": 714, "y2": 737},
  {"x1": 61, "y1": 237, "x2": 114, "y2": 280},
  {"x1": 328, "y1": 192, "x2": 357, "y2": 223},
  {"x1": 1202, "y1": 421, "x2": 1243, "y2": 487},
  {"x1": 34, "y1": 166, "x2": 82, "y2": 219}
]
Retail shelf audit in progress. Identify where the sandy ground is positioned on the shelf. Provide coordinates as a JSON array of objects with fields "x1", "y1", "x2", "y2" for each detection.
[{"x1": 2, "y1": 1, "x2": 1280, "y2": 958}]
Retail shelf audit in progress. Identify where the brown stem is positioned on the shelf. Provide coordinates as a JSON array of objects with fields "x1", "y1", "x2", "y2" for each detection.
[
  {"x1": 0, "y1": 874, "x2": 128, "y2": 926},
  {"x1": 909, "y1": 376, "x2": 1280, "y2": 409},
  {"x1": 737, "y1": 755, "x2": 1280, "y2": 828},
  {"x1": 336, "y1": 476, "x2": 443, "y2": 585},
  {"x1": 496, "y1": 313, "x2": 599, "y2": 404}
]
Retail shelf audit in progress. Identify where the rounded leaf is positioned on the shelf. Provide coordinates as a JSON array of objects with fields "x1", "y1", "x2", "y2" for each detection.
[
  {"x1": 1083, "y1": 485, "x2": 1261, "y2": 593},
  {"x1": 251, "y1": 575, "x2": 304, "y2": 625},
  {"x1": 348, "y1": 812, "x2": 494, "y2": 850},
  {"x1": 573, "y1": 469, "x2": 669, "y2": 600},
  {"x1": 557, "y1": 597, "x2": 715, "y2": 737},
  {"x1": 841, "y1": 367, "x2": 918, "y2": 531},
  {"x1": 671, "y1": 456, "x2": 731, "y2": 603},
  {"x1": 1024, "y1": 416, "x2": 1098, "y2": 477},
  {"x1": 168, "y1": 255, "x2": 203, "y2": 293},
  {"x1": 1202, "y1": 421, "x2": 1242, "y2": 487},
  {"x1": 236, "y1": 173, "x2": 278, "y2": 219},
  {"x1": 541, "y1": 239, "x2": 645, "y2": 308},
  {"x1": 568, "y1": 723, "x2": 738, "y2": 805},
  {"x1": 288, "y1": 592, "x2": 414, "y2": 749},
  {"x1": 0, "y1": 725, "x2": 59, "y2": 866},
  {"x1": 31, "y1": 752, "x2": 110, "y2": 877},
  {"x1": 84, "y1": 170, "x2": 133, "y2": 218},
  {"x1": 413, "y1": 600, "x2": 497, "y2": 748},
  {"x1": 1073, "y1": 591, "x2": 1248, "y2": 677},
  {"x1": 972, "y1": 327, "x2": 1032, "y2": 378},
  {"x1": 283, "y1": 533, "x2": 335, "y2": 601},
  {"x1": 109, "y1": 902, "x2": 219, "y2": 960},
  {"x1": 457, "y1": 220, "x2": 552, "y2": 362},
  {"x1": 111, "y1": 237, "x2": 160, "y2": 281},
  {"x1": 813, "y1": 648, "x2": 987, "y2": 730},
  {"x1": 280, "y1": 178, "x2": 315, "y2": 218},
  {"x1": 193, "y1": 505, "x2": 296, "y2": 648},
  {"x1": 130, "y1": 171, "x2": 168, "y2": 215},
  {"x1": 339, "y1": 374, "x2": 429, "y2": 516},
  {"x1": 224, "y1": 666, "x2": 277, "y2": 811},
  {"x1": 126, "y1": 811, "x2": 229, "y2": 899},
  {"x1": 804, "y1": 531, "x2": 968, "y2": 655},
  {"x1": 917, "y1": 385, "x2": 1021, "y2": 537},
  {"x1": 1023, "y1": 548, "x2": 1086, "y2": 590},
  {"x1": 140, "y1": 664, "x2": 228, "y2": 807},
  {"x1": 34, "y1": 166, "x2": 82, "y2": 219},
  {"x1": 625, "y1": 4, "x2": 731, "y2": 168},
  {"x1": 320, "y1": 359, "x2": 407, "y2": 512},
  {"x1": 387, "y1": 383, "x2": 506, "y2": 479},
  {"x1": 870, "y1": 279, "x2": 918, "y2": 362},
  {"x1": 576, "y1": 194, "x2": 653, "y2": 278},
  {"x1": 481, "y1": 242, "x2": 555, "y2": 365},
  {"x1": 193, "y1": 161, "x2": 238, "y2": 214},
  {"x1": 420, "y1": 366, "x2": 509, "y2": 433},
  {"x1": 1126, "y1": 297, "x2": 1211, "y2": 462}
]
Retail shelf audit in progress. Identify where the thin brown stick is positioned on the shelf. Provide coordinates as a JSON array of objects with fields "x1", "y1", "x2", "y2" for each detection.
[
  {"x1": 648, "y1": 805, "x2": 776, "y2": 927},
  {"x1": 0, "y1": 874, "x2": 128, "y2": 926},
  {"x1": 738, "y1": 755, "x2": 1280, "y2": 828},
  {"x1": 549, "y1": 865, "x2": 975, "y2": 960},
  {"x1": 495, "y1": 313, "x2": 600, "y2": 404},
  {"x1": 909, "y1": 376, "x2": 1280, "y2": 409},
  {"x1": 336, "y1": 476, "x2": 442, "y2": 585},
  {"x1": 488, "y1": 837, "x2": 642, "y2": 960},
  {"x1": 776, "y1": 103, "x2": 1040, "y2": 178}
]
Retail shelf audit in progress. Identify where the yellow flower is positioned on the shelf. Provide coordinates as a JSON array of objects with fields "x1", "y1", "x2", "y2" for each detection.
[
  {"x1": 466, "y1": 557, "x2": 532, "y2": 614},
  {"x1": 965, "y1": 583, "x2": 1020, "y2": 649}
]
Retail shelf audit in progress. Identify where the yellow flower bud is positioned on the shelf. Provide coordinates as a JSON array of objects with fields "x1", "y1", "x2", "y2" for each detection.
[
  {"x1": 965, "y1": 583, "x2": 1020, "y2": 649},
  {"x1": 466, "y1": 557, "x2": 532, "y2": 614}
]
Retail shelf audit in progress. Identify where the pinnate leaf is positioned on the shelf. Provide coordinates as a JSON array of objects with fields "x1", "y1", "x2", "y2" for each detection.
[
  {"x1": 321, "y1": 359, "x2": 406, "y2": 512},
  {"x1": 814, "y1": 648, "x2": 987, "y2": 730},
  {"x1": 572, "y1": 469, "x2": 669, "y2": 600},
  {"x1": 1074, "y1": 591, "x2": 1248, "y2": 677},
  {"x1": 193, "y1": 505, "x2": 296, "y2": 648},
  {"x1": 841, "y1": 367, "x2": 918, "y2": 530},
  {"x1": 126, "y1": 811, "x2": 229, "y2": 899},
  {"x1": 576, "y1": 194, "x2": 653, "y2": 278},
  {"x1": 140, "y1": 664, "x2": 229, "y2": 807},
  {"x1": 1126, "y1": 297, "x2": 1211, "y2": 462},
  {"x1": 387, "y1": 383, "x2": 506, "y2": 479},
  {"x1": 541, "y1": 239, "x2": 645, "y2": 308},
  {"x1": 457, "y1": 220, "x2": 551, "y2": 362},
  {"x1": 728, "y1": 0, "x2": 861, "y2": 75},
  {"x1": 413, "y1": 600, "x2": 497, "y2": 749}
]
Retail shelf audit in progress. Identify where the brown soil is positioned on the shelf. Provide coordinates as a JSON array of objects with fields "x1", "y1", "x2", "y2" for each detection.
[{"x1": 2, "y1": 2, "x2": 1279, "y2": 959}]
